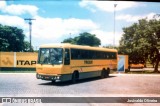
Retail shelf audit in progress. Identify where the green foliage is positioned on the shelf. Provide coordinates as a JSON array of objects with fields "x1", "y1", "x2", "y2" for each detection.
[
  {"x1": 0, "y1": 24, "x2": 30, "y2": 52},
  {"x1": 62, "y1": 32, "x2": 101, "y2": 46},
  {"x1": 119, "y1": 16, "x2": 160, "y2": 72},
  {"x1": 23, "y1": 41, "x2": 34, "y2": 52},
  {"x1": 62, "y1": 38, "x2": 75, "y2": 44}
]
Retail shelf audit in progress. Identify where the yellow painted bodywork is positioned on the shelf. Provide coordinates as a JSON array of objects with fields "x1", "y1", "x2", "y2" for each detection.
[{"x1": 36, "y1": 43, "x2": 118, "y2": 76}]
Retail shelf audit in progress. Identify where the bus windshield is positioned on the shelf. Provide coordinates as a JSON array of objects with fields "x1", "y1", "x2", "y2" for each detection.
[{"x1": 38, "y1": 48, "x2": 63, "y2": 65}]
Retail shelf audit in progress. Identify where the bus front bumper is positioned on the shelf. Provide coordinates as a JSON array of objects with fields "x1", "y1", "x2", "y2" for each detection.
[{"x1": 36, "y1": 73, "x2": 61, "y2": 82}]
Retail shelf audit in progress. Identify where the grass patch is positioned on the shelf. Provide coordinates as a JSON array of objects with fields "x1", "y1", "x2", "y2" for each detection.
[
  {"x1": 0, "y1": 70, "x2": 36, "y2": 73},
  {"x1": 125, "y1": 70, "x2": 160, "y2": 74},
  {"x1": 0, "y1": 67, "x2": 36, "y2": 73},
  {"x1": 111, "y1": 69, "x2": 160, "y2": 74}
]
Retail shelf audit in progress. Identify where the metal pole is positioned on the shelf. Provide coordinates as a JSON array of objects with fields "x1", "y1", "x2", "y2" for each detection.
[
  {"x1": 24, "y1": 18, "x2": 35, "y2": 52},
  {"x1": 114, "y1": 4, "x2": 117, "y2": 47},
  {"x1": 29, "y1": 21, "x2": 32, "y2": 52},
  {"x1": 69, "y1": 33, "x2": 71, "y2": 38}
]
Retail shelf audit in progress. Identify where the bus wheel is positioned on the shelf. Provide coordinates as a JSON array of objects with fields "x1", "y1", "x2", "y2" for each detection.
[
  {"x1": 101, "y1": 70, "x2": 105, "y2": 78},
  {"x1": 72, "y1": 71, "x2": 79, "y2": 83},
  {"x1": 51, "y1": 80, "x2": 55, "y2": 83},
  {"x1": 105, "y1": 68, "x2": 110, "y2": 77},
  {"x1": 101, "y1": 68, "x2": 110, "y2": 78}
]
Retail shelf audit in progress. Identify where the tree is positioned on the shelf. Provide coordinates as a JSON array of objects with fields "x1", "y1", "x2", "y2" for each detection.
[
  {"x1": 76, "y1": 32, "x2": 101, "y2": 46},
  {"x1": 62, "y1": 32, "x2": 101, "y2": 46},
  {"x1": 0, "y1": 24, "x2": 30, "y2": 52},
  {"x1": 119, "y1": 17, "x2": 160, "y2": 72},
  {"x1": 23, "y1": 41, "x2": 34, "y2": 52},
  {"x1": 62, "y1": 38, "x2": 75, "y2": 44}
]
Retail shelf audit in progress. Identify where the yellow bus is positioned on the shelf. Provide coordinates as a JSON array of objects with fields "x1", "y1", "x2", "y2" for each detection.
[{"x1": 36, "y1": 43, "x2": 117, "y2": 83}]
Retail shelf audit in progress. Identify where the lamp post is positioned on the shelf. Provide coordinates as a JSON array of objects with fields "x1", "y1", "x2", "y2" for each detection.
[
  {"x1": 113, "y1": 4, "x2": 117, "y2": 47},
  {"x1": 24, "y1": 18, "x2": 36, "y2": 52}
]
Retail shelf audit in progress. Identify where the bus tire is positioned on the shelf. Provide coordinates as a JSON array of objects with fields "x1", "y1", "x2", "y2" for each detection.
[
  {"x1": 106, "y1": 68, "x2": 110, "y2": 77},
  {"x1": 104, "y1": 70, "x2": 107, "y2": 78},
  {"x1": 51, "y1": 80, "x2": 55, "y2": 84},
  {"x1": 101, "y1": 70, "x2": 105, "y2": 79},
  {"x1": 72, "y1": 71, "x2": 79, "y2": 83}
]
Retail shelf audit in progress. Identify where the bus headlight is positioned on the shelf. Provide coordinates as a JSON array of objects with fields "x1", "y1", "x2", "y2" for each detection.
[
  {"x1": 57, "y1": 76, "x2": 60, "y2": 79},
  {"x1": 54, "y1": 76, "x2": 60, "y2": 80}
]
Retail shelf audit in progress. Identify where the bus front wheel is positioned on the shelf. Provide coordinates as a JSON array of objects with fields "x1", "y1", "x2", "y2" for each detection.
[{"x1": 72, "y1": 71, "x2": 79, "y2": 83}]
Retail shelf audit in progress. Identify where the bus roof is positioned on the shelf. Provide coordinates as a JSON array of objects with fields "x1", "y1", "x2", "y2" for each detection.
[{"x1": 40, "y1": 43, "x2": 117, "y2": 52}]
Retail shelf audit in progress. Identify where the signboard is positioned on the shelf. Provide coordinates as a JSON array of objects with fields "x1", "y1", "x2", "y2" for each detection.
[
  {"x1": 0, "y1": 52, "x2": 14, "y2": 67},
  {"x1": 16, "y1": 52, "x2": 37, "y2": 68},
  {"x1": 118, "y1": 55, "x2": 125, "y2": 72},
  {"x1": 0, "y1": 52, "x2": 38, "y2": 68}
]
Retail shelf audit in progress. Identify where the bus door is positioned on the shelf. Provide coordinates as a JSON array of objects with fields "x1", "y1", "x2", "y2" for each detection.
[{"x1": 63, "y1": 48, "x2": 71, "y2": 73}]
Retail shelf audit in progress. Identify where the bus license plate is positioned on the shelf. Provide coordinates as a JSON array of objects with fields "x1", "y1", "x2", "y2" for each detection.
[{"x1": 45, "y1": 76, "x2": 49, "y2": 79}]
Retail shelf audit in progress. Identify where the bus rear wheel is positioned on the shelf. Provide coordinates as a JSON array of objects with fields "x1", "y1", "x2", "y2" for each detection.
[
  {"x1": 105, "y1": 68, "x2": 110, "y2": 78},
  {"x1": 101, "y1": 68, "x2": 110, "y2": 78},
  {"x1": 101, "y1": 70, "x2": 105, "y2": 78}
]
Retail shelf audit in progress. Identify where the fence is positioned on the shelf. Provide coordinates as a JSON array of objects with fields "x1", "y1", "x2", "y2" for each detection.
[{"x1": 0, "y1": 52, "x2": 38, "y2": 71}]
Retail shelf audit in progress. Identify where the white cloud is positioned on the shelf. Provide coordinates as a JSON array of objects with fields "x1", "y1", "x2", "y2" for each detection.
[
  {"x1": 79, "y1": 1, "x2": 140, "y2": 12},
  {"x1": 0, "y1": 1, "x2": 6, "y2": 9},
  {"x1": 0, "y1": 14, "x2": 99, "y2": 44},
  {"x1": 31, "y1": 16, "x2": 99, "y2": 40},
  {"x1": 0, "y1": 1, "x2": 126, "y2": 47},
  {"x1": 0, "y1": 14, "x2": 124, "y2": 46},
  {"x1": 90, "y1": 30, "x2": 123, "y2": 46},
  {"x1": 1, "y1": 14, "x2": 123, "y2": 46},
  {"x1": 0, "y1": 1, "x2": 38, "y2": 16},
  {"x1": 116, "y1": 13, "x2": 157, "y2": 22},
  {"x1": 0, "y1": 15, "x2": 27, "y2": 28}
]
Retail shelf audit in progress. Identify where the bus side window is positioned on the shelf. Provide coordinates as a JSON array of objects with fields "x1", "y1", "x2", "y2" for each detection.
[{"x1": 64, "y1": 49, "x2": 70, "y2": 65}]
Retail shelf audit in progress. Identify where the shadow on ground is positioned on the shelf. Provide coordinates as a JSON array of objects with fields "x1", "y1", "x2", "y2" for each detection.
[{"x1": 38, "y1": 76, "x2": 116, "y2": 86}]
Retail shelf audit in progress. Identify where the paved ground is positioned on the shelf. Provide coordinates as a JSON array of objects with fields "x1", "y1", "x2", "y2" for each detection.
[
  {"x1": 0, "y1": 73, "x2": 160, "y2": 95},
  {"x1": 0, "y1": 73, "x2": 160, "y2": 106}
]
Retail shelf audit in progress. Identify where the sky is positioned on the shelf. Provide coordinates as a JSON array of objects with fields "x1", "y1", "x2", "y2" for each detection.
[{"x1": 0, "y1": 0, "x2": 160, "y2": 50}]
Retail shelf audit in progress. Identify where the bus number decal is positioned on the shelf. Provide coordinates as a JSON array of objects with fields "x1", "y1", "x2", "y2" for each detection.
[{"x1": 84, "y1": 60, "x2": 93, "y2": 64}]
